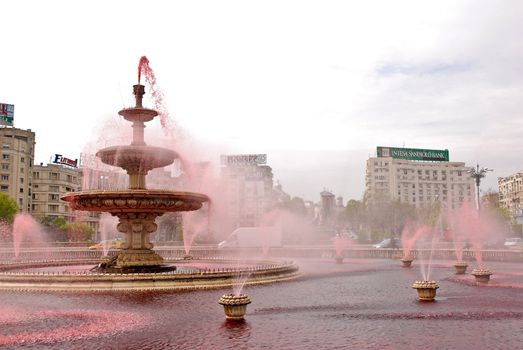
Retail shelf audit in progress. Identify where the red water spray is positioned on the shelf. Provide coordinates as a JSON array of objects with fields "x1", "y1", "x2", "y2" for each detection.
[{"x1": 138, "y1": 56, "x2": 174, "y2": 134}]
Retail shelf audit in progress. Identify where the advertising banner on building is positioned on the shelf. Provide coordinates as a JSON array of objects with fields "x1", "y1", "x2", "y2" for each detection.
[
  {"x1": 377, "y1": 146, "x2": 449, "y2": 162},
  {"x1": 53, "y1": 154, "x2": 78, "y2": 168},
  {"x1": 0, "y1": 103, "x2": 14, "y2": 126},
  {"x1": 220, "y1": 154, "x2": 267, "y2": 166}
]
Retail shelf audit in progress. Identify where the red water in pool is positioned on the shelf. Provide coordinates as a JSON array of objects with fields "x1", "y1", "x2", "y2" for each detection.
[{"x1": 1, "y1": 258, "x2": 522, "y2": 349}]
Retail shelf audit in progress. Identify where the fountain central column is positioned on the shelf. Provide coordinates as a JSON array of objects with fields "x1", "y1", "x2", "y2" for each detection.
[{"x1": 114, "y1": 212, "x2": 165, "y2": 267}]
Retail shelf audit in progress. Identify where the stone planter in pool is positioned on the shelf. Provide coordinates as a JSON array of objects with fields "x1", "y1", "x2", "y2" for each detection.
[
  {"x1": 412, "y1": 280, "x2": 439, "y2": 301},
  {"x1": 219, "y1": 294, "x2": 252, "y2": 320},
  {"x1": 471, "y1": 268, "x2": 492, "y2": 283},
  {"x1": 401, "y1": 256, "x2": 413, "y2": 268},
  {"x1": 454, "y1": 261, "x2": 468, "y2": 275}
]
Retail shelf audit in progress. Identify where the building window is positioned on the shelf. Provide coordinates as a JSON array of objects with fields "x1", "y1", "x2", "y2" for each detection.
[
  {"x1": 49, "y1": 185, "x2": 59, "y2": 192},
  {"x1": 48, "y1": 204, "x2": 59, "y2": 213},
  {"x1": 20, "y1": 177, "x2": 23, "y2": 183},
  {"x1": 2, "y1": 144, "x2": 9, "y2": 149},
  {"x1": 19, "y1": 188, "x2": 23, "y2": 193},
  {"x1": 50, "y1": 173, "x2": 59, "y2": 180},
  {"x1": 48, "y1": 194, "x2": 60, "y2": 201},
  {"x1": 2, "y1": 154, "x2": 9, "y2": 160},
  {"x1": 1, "y1": 175, "x2": 8, "y2": 181},
  {"x1": 0, "y1": 185, "x2": 7, "y2": 191},
  {"x1": 1, "y1": 164, "x2": 8, "y2": 171},
  {"x1": 20, "y1": 157, "x2": 25, "y2": 163}
]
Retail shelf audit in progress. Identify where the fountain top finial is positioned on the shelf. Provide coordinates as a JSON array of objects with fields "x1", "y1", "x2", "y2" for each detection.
[{"x1": 133, "y1": 84, "x2": 145, "y2": 108}]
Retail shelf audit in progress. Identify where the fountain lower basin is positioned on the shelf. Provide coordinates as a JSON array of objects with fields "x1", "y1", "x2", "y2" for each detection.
[
  {"x1": 0, "y1": 258, "x2": 300, "y2": 292},
  {"x1": 62, "y1": 190, "x2": 208, "y2": 213}
]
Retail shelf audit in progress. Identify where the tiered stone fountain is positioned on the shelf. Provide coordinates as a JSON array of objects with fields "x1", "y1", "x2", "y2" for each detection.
[
  {"x1": 62, "y1": 84, "x2": 208, "y2": 273},
  {"x1": 0, "y1": 76, "x2": 299, "y2": 292}
]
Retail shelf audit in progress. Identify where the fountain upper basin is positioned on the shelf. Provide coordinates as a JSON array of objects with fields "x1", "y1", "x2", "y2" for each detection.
[
  {"x1": 62, "y1": 190, "x2": 209, "y2": 213},
  {"x1": 118, "y1": 107, "x2": 158, "y2": 123},
  {"x1": 96, "y1": 145, "x2": 178, "y2": 170}
]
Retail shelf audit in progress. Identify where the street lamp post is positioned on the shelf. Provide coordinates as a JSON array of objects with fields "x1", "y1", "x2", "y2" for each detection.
[{"x1": 469, "y1": 164, "x2": 493, "y2": 211}]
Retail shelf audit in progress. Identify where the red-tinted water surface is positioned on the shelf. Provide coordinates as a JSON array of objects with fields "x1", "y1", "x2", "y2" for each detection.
[{"x1": 1, "y1": 258, "x2": 522, "y2": 349}]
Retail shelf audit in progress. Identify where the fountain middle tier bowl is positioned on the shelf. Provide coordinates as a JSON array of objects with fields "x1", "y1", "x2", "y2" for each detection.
[
  {"x1": 96, "y1": 145, "x2": 178, "y2": 170},
  {"x1": 61, "y1": 190, "x2": 209, "y2": 213}
]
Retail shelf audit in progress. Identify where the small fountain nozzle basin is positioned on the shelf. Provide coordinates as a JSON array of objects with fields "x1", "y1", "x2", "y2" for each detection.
[
  {"x1": 219, "y1": 294, "x2": 252, "y2": 320},
  {"x1": 412, "y1": 280, "x2": 439, "y2": 301}
]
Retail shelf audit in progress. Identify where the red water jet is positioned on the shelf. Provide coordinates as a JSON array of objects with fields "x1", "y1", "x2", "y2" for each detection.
[{"x1": 138, "y1": 56, "x2": 173, "y2": 134}]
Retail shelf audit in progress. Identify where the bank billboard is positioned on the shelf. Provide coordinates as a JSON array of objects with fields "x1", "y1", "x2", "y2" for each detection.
[
  {"x1": 0, "y1": 103, "x2": 14, "y2": 126},
  {"x1": 377, "y1": 146, "x2": 449, "y2": 162}
]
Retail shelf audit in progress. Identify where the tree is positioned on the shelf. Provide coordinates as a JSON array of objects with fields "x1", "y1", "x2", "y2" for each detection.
[
  {"x1": 0, "y1": 193, "x2": 19, "y2": 223},
  {"x1": 63, "y1": 222, "x2": 95, "y2": 242},
  {"x1": 40, "y1": 216, "x2": 68, "y2": 241},
  {"x1": 343, "y1": 199, "x2": 366, "y2": 231},
  {"x1": 364, "y1": 196, "x2": 416, "y2": 242},
  {"x1": 278, "y1": 196, "x2": 307, "y2": 216}
]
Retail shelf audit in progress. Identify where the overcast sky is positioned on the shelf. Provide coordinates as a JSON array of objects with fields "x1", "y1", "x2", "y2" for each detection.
[{"x1": 2, "y1": 0, "x2": 522, "y2": 202}]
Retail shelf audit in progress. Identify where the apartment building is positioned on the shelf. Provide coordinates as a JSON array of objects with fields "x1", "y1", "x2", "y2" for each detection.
[
  {"x1": 0, "y1": 127, "x2": 35, "y2": 212},
  {"x1": 498, "y1": 171, "x2": 523, "y2": 216},
  {"x1": 31, "y1": 163, "x2": 82, "y2": 222}
]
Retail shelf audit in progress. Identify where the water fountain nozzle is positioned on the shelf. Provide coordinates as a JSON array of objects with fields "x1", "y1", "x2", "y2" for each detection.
[{"x1": 133, "y1": 84, "x2": 145, "y2": 108}]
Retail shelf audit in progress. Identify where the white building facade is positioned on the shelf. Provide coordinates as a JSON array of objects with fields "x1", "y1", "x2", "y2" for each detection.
[
  {"x1": 498, "y1": 172, "x2": 523, "y2": 217},
  {"x1": 365, "y1": 146, "x2": 475, "y2": 210}
]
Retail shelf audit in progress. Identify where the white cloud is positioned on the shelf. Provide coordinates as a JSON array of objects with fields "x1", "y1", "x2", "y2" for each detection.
[{"x1": 0, "y1": 0, "x2": 521, "y2": 201}]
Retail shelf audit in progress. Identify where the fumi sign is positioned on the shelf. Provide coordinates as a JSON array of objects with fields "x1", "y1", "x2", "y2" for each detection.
[
  {"x1": 53, "y1": 154, "x2": 78, "y2": 168},
  {"x1": 377, "y1": 146, "x2": 449, "y2": 162}
]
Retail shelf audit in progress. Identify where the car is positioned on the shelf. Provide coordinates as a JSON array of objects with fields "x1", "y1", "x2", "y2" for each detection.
[
  {"x1": 88, "y1": 238, "x2": 123, "y2": 250},
  {"x1": 373, "y1": 238, "x2": 402, "y2": 249},
  {"x1": 504, "y1": 237, "x2": 523, "y2": 249}
]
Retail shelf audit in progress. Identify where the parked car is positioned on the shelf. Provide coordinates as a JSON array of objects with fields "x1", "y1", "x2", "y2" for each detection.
[
  {"x1": 373, "y1": 238, "x2": 402, "y2": 249},
  {"x1": 504, "y1": 237, "x2": 523, "y2": 249}
]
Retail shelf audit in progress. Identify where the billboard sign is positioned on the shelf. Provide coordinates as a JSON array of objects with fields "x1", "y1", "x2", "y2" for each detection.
[
  {"x1": 220, "y1": 154, "x2": 267, "y2": 166},
  {"x1": 0, "y1": 103, "x2": 14, "y2": 126},
  {"x1": 53, "y1": 154, "x2": 78, "y2": 168},
  {"x1": 377, "y1": 146, "x2": 449, "y2": 162}
]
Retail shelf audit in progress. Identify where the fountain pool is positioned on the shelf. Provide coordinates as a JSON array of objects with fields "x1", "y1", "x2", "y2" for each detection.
[{"x1": 0, "y1": 257, "x2": 522, "y2": 349}]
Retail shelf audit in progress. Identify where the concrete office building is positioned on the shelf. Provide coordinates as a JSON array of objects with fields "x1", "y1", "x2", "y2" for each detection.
[
  {"x1": 364, "y1": 146, "x2": 475, "y2": 210},
  {"x1": 220, "y1": 154, "x2": 275, "y2": 229}
]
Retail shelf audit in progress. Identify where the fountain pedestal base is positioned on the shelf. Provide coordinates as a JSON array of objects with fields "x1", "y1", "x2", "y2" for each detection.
[
  {"x1": 91, "y1": 249, "x2": 175, "y2": 273},
  {"x1": 115, "y1": 249, "x2": 165, "y2": 267}
]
